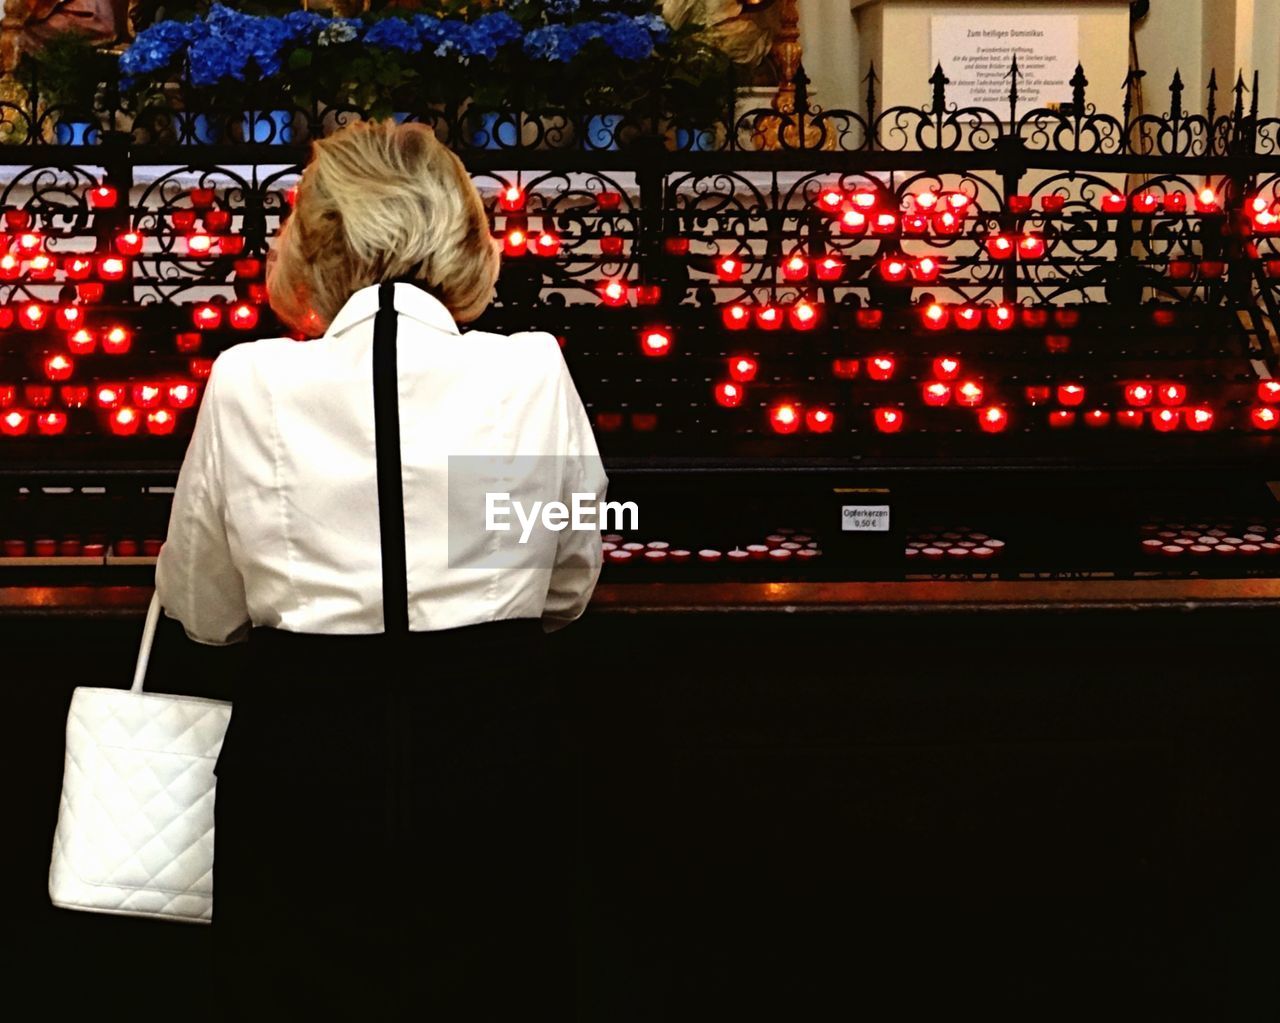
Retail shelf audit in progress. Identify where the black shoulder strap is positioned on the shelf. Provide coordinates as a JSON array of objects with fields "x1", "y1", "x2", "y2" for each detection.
[{"x1": 372, "y1": 281, "x2": 410, "y2": 636}]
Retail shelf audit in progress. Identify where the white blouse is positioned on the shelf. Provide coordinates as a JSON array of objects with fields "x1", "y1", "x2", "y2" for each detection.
[{"x1": 156, "y1": 282, "x2": 606, "y2": 645}]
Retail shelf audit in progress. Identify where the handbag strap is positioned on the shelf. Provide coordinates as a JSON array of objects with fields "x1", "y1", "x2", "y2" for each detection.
[
  {"x1": 372, "y1": 280, "x2": 410, "y2": 636},
  {"x1": 130, "y1": 593, "x2": 163, "y2": 693}
]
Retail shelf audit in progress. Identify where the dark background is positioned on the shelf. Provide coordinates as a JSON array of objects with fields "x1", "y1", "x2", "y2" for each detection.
[{"x1": 9, "y1": 606, "x2": 1280, "y2": 1019}]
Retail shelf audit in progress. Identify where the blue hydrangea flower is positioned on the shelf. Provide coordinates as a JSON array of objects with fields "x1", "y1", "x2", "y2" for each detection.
[
  {"x1": 364, "y1": 17, "x2": 422, "y2": 54},
  {"x1": 464, "y1": 12, "x2": 523, "y2": 60},
  {"x1": 523, "y1": 24, "x2": 584, "y2": 63}
]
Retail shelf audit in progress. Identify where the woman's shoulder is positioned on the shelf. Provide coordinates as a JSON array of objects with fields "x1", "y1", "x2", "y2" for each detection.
[{"x1": 456, "y1": 328, "x2": 567, "y2": 374}]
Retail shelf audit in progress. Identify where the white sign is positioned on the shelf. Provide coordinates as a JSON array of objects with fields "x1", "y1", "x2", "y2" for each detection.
[
  {"x1": 931, "y1": 14, "x2": 1078, "y2": 111},
  {"x1": 841, "y1": 506, "x2": 891, "y2": 533}
]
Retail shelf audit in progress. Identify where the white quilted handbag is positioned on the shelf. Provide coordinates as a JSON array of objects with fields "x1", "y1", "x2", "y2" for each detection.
[{"x1": 49, "y1": 593, "x2": 232, "y2": 923}]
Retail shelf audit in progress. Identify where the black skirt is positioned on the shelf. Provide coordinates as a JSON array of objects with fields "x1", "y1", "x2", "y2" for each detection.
[{"x1": 210, "y1": 619, "x2": 573, "y2": 1020}]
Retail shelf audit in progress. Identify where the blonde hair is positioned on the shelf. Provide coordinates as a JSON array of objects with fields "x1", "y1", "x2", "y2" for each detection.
[{"x1": 267, "y1": 120, "x2": 499, "y2": 333}]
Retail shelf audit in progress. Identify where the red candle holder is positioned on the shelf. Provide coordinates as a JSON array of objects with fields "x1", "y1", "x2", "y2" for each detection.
[
  {"x1": 1158, "y1": 382, "x2": 1187, "y2": 406},
  {"x1": 932, "y1": 210, "x2": 962, "y2": 235},
  {"x1": 1194, "y1": 188, "x2": 1219, "y2": 213},
  {"x1": 1250, "y1": 406, "x2": 1279, "y2": 430},
  {"x1": 1186, "y1": 406, "x2": 1215, "y2": 431},
  {"x1": 595, "y1": 190, "x2": 621, "y2": 211},
  {"x1": 131, "y1": 383, "x2": 162, "y2": 408},
  {"x1": 1199, "y1": 260, "x2": 1225, "y2": 279},
  {"x1": 1084, "y1": 409, "x2": 1111, "y2": 428},
  {"x1": 716, "y1": 255, "x2": 745, "y2": 281},
  {"x1": 0, "y1": 254, "x2": 20, "y2": 281},
  {"x1": 600, "y1": 236, "x2": 624, "y2": 257},
  {"x1": 728, "y1": 356, "x2": 758, "y2": 382},
  {"x1": 817, "y1": 188, "x2": 844, "y2": 213},
  {"x1": 805, "y1": 407, "x2": 835, "y2": 433},
  {"x1": 1151, "y1": 408, "x2": 1180, "y2": 432},
  {"x1": 1040, "y1": 194, "x2": 1067, "y2": 213},
  {"x1": 867, "y1": 355, "x2": 896, "y2": 381},
  {"x1": 987, "y1": 304, "x2": 1015, "y2": 330},
  {"x1": 204, "y1": 209, "x2": 231, "y2": 232},
  {"x1": 167, "y1": 382, "x2": 198, "y2": 409},
  {"x1": 955, "y1": 380, "x2": 984, "y2": 407},
  {"x1": 1018, "y1": 234, "x2": 1046, "y2": 260},
  {"x1": 1057, "y1": 383, "x2": 1085, "y2": 407},
  {"x1": 88, "y1": 185, "x2": 118, "y2": 209},
  {"x1": 640, "y1": 327, "x2": 673, "y2": 357},
  {"x1": 597, "y1": 279, "x2": 628, "y2": 307},
  {"x1": 1048, "y1": 410, "x2": 1076, "y2": 429},
  {"x1": 43, "y1": 354, "x2": 74, "y2": 382},
  {"x1": 955, "y1": 305, "x2": 983, "y2": 331},
  {"x1": 788, "y1": 300, "x2": 819, "y2": 330},
  {"x1": 115, "y1": 231, "x2": 144, "y2": 256},
  {"x1": 781, "y1": 254, "x2": 808, "y2": 281},
  {"x1": 831, "y1": 358, "x2": 860, "y2": 379},
  {"x1": 722, "y1": 303, "x2": 750, "y2": 330},
  {"x1": 60, "y1": 385, "x2": 89, "y2": 408},
  {"x1": 1168, "y1": 259, "x2": 1195, "y2": 280},
  {"x1": 54, "y1": 305, "x2": 83, "y2": 330},
  {"x1": 871, "y1": 212, "x2": 898, "y2": 236},
  {"x1": 714, "y1": 381, "x2": 744, "y2": 408},
  {"x1": 985, "y1": 234, "x2": 1014, "y2": 259},
  {"x1": 190, "y1": 187, "x2": 216, "y2": 209},
  {"x1": 1132, "y1": 192, "x2": 1159, "y2": 215},
  {"x1": 146, "y1": 409, "x2": 177, "y2": 436},
  {"x1": 902, "y1": 213, "x2": 929, "y2": 235},
  {"x1": 933, "y1": 356, "x2": 960, "y2": 380},
  {"x1": 769, "y1": 402, "x2": 801, "y2": 434},
  {"x1": 101, "y1": 325, "x2": 132, "y2": 355},
  {"x1": 873, "y1": 407, "x2": 904, "y2": 433},
  {"x1": 1257, "y1": 380, "x2": 1280, "y2": 404},
  {"x1": 19, "y1": 302, "x2": 47, "y2": 330},
  {"x1": 0, "y1": 409, "x2": 30, "y2": 436},
  {"x1": 1124, "y1": 382, "x2": 1155, "y2": 407},
  {"x1": 108, "y1": 407, "x2": 141, "y2": 436},
  {"x1": 815, "y1": 255, "x2": 844, "y2": 282},
  {"x1": 636, "y1": 284, "x2": 661, "y2": 306},
  {"x1": 879, "y1": 255, "x2": 909, "y2": 282},
  {"x1": 65, "y1": 256, "x2": 93, "y2": 280},
  {"x1": 1099, "y1": 193, "x2": 1127, "y2": 213},
  {"x1": 24, "y1": 385, "x2": 52, "y2": 408},
  {"x1": 921, "y1": 302, "x2": 950, "y2": 331},
  {"x1": 185, "y1": 233, "x2": 213, "y2": 257},
  {"x1": 922, "y1": 382, "x2": 951, "y2": 406},
  {"x1": 36, "y1": 411, "x2": 66, "y2": 436},
  {"x1": 1163, "y1": 192, "x2": 1187, "y2": 213},
  {"x1": 754, "y1": 304, "x2": 783, "y2": 331},
  {"x1": 840, "y1": 209, "x2": 868, "y2": 235},
  {"x1": 855, "y1": 308, "x2": 883, "y2": 330},
  {"x1": 1024, "y1": 385, "x2": 1051, "y2": 406},
  {"x1": 28, "y1": 254, "x2": 55, "y2": 280},
  {"x1": 97, "y1": 256, "x2": 127, "y2": 281},
  {"x1": 911, "y1": 256, "x2": 940, "y2": 282},
  {"x1": 1008, "y1": 195, "x2": 1032, "y2": 214},
  {"x1": 978, "y1": 405, "x2": 1009, "y2": 433}
]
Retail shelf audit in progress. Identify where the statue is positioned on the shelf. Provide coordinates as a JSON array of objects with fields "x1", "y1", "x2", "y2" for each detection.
[{"x1": 661, "y1": 0, "x2": 781, "y2": 80}]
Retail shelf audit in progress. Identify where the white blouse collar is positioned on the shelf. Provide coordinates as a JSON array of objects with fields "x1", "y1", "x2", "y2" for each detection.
[{"x1": 324, "y1": 281, "x2": 461, "y2": 339}]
